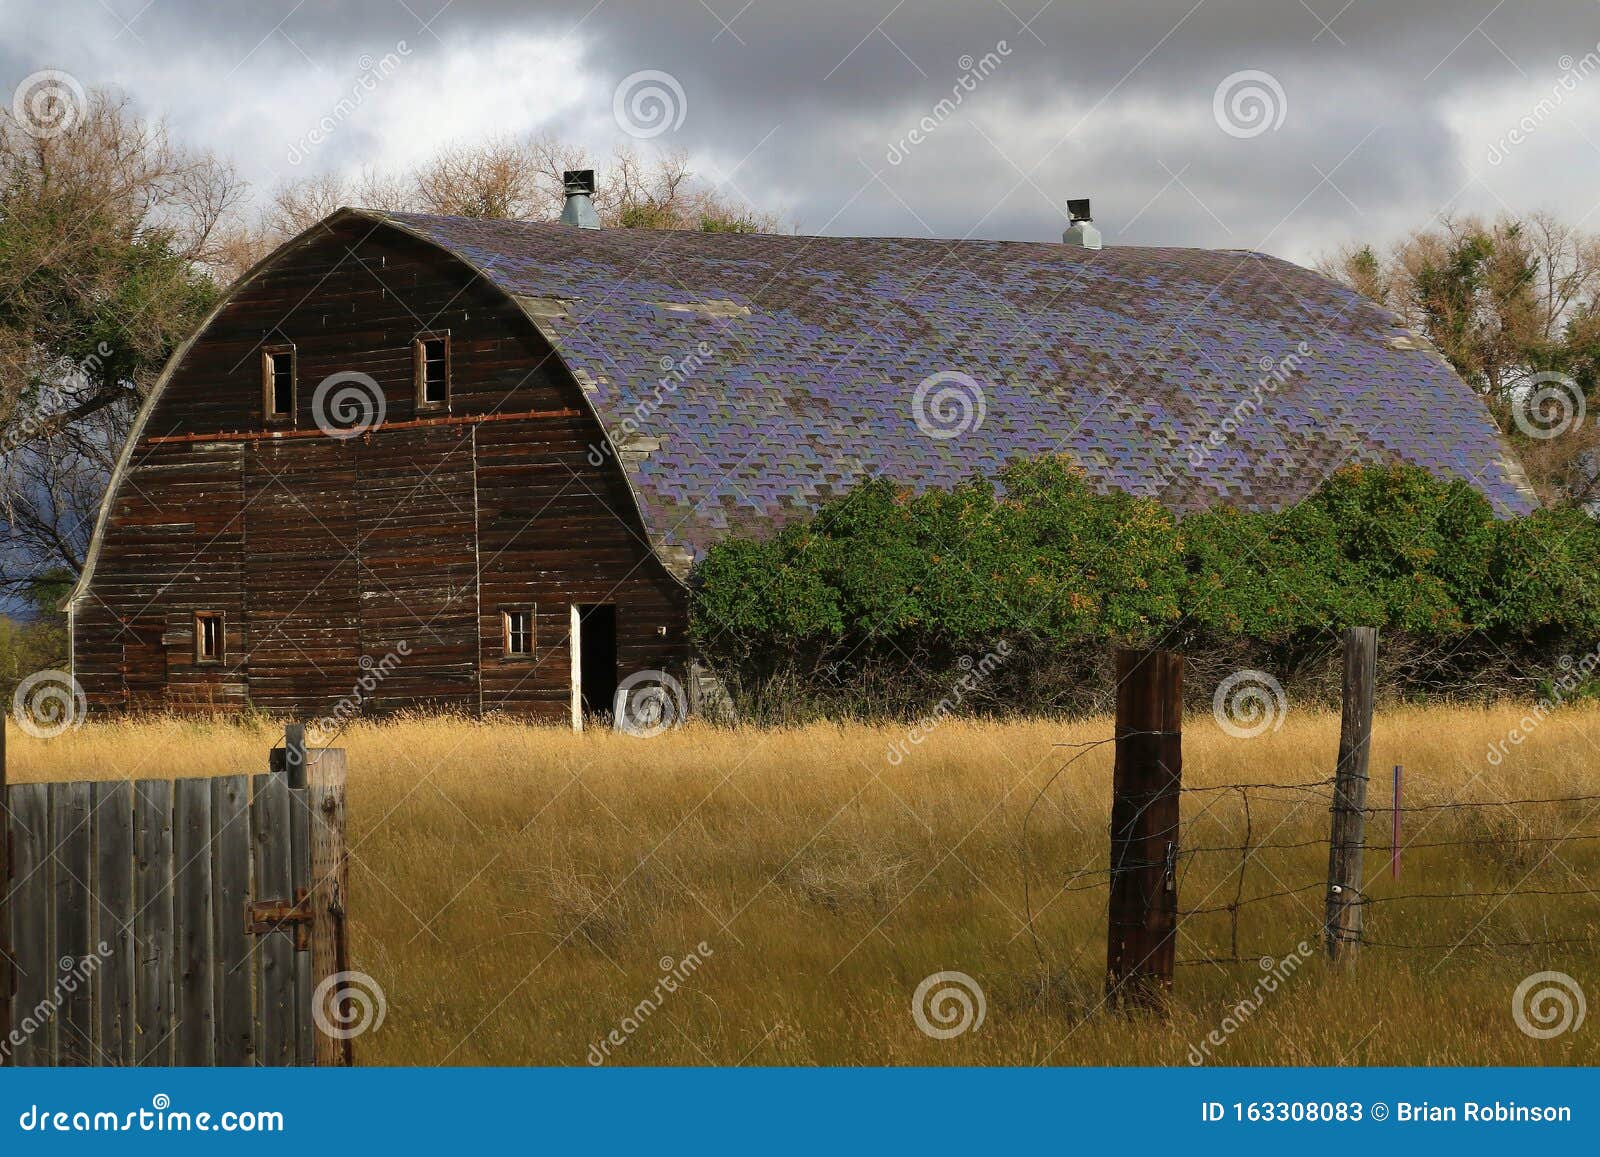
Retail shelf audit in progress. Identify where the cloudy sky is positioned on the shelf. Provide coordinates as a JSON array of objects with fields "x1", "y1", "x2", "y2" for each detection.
[{"x1": 5, "y1": 0, "x2": 1600, "y2": 264}]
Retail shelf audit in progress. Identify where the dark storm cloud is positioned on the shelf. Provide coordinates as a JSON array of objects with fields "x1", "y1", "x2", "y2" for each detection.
[{"x1": 8, "y1": 0, "x2": 1600, "y2": 260}]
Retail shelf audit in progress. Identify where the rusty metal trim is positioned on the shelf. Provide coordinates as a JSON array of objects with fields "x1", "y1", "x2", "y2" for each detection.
[{"x1": 145, "y1": 406, "x2": 584, "y2": 446}]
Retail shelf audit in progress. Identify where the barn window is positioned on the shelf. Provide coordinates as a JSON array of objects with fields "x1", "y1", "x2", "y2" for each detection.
[
  {"x1": 194, "y1": 611, "x2": 224, "y2": 664},
  {"x1": 263, "y1": 345, "x2": 296, "y2": 422},
  {"x1": 502, "y1": 608, "x2": 534, "y2": 657},
  {"x1": 415, "y1": 332, "x2": 450, "y2": 409}
]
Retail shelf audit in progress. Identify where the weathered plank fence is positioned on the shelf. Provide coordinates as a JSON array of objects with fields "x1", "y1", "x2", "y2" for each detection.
[{"x1": 2, "y1": 748, "x2": 348, "y2": 1067}]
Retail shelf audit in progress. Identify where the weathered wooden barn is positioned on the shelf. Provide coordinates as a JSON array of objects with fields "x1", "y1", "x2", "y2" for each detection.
[{"x1": 65, "y1": 183, "x2": 1536, "y2": 726}]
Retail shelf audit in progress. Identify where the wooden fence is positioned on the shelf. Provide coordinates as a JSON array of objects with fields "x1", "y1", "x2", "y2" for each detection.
[{"x1": 2, "y1": 746, "x2": 348, "y2": 1067}]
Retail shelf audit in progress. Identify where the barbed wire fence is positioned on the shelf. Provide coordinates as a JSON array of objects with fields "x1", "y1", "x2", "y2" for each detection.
[{"x1": 1023, "y1": 630, "x2": 1600, "y2": 1010}]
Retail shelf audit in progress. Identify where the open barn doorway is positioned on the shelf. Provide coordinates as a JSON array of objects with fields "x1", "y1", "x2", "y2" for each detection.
[{"x1": 570, "y1": 604, "x2": 618, "y2": 729}]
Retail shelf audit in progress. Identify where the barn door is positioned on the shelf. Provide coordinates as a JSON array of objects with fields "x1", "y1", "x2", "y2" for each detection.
[{"x1": 1, "y1": 753, "x2": 349, "y2": 1067}]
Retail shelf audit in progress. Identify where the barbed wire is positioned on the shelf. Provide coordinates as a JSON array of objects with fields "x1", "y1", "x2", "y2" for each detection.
[
  {"x1": 1365, "y1": 935, "x2": 1600, "y2": 951},
  {"x1": 1025, "y1": 745, "x2": 1600, "y2": 969},
  {"x1": 1179, "y1": 881, "x2": 1327, "y2": 916},
  {"x1": 1364, "y1": 792, "x2": 1600, "y2": 813},
  {"x1": 1181, "y1": 778, "x2": 1334, "y2": 794},
  {"x1": 1360, "y1": 886, "x2": 1600, "y2": 905},
  {"x1": 1378, "y1": 830, "x2": 1600, "y2": 851},
  {"x1": 1175, "y1": 953, "x2": 1297, "y2": 967}
]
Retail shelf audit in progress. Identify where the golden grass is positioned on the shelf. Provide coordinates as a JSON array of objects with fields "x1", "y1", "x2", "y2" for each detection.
[{"x1": 8, "y1": 704, "x2": 1600, "y2": 1065}]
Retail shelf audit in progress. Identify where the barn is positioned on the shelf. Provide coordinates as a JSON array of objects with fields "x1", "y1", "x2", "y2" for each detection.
[{"x1": 65, "y1": 178, "x2": 1536, "y2": 726}]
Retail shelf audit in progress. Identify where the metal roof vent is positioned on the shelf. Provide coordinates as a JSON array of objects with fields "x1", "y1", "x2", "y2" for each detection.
[
  {"x1": 1062, "y1": 197, "x2": 1101, "y2": 249},
  {"x1": 560, "y1": 169, "x2": 600, "y2": 229}
]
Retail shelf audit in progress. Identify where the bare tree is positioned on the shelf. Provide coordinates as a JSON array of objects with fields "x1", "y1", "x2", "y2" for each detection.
[
  {"x1": 1320, "y1": 213, "x2": 1600, "y2": 506},
  {"x1": 260, "y1": 133, "x2": 782, "y2": 246},
  {"x1": 1, "y1": 89, "x2": 239, "y2": 601}
]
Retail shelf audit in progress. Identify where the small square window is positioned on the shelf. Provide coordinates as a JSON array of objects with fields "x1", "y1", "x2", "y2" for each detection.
[
  {"x1": 502, "y1": 608, "x2": 534, "y2": 657},
  {"x1": 415, "y1": 333, "x2": 450, "y2": 409},
  {"x1": 195, "y1": 612, "x2": 224, "y2": 664},
  {"x1": 263, "y1": 346, "x2": 295, "y2": 421}
]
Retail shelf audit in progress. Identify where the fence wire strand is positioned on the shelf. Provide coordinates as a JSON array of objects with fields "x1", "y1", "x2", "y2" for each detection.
[{"x1": 1024, "y1": 734, "x2": 1600, "y2": 976}]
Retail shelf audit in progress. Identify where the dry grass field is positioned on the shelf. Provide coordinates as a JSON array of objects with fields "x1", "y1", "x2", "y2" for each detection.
[{"x1": 8, "y1": 705, "x2": 1600, "y2": 1065}]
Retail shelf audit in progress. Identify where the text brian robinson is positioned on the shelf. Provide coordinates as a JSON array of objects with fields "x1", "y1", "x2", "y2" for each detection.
[{"x1": 1398, "y1": 1102, "x2": 1572, "y2": 1123}]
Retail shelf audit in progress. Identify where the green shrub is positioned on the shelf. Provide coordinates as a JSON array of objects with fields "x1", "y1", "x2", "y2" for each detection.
[{"x1": 690, "y1": 460, "x2": 1600, "y2": 716}]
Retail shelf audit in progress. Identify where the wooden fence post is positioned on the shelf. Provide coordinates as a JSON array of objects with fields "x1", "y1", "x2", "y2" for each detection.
[
  {"x1": 1105, "y1": 647, "x2": 1183, "y2": 1010},
  {"x1": 270, "y1": 723, "x2": 308, "y2": 789},
  {"x1": 1325, "y1": 627, "x2": 1376, "y2": 961},
  {"x1": 306, "y1": 748, "x2": 351, "y2": 1066},
  {"x1": 1, "y1": 718, "x2": 11, "y2": 1061}
]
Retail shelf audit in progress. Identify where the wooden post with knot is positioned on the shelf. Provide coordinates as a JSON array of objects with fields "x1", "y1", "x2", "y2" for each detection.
[
  {"x1": 306, "y1": 748, "x2": 351, "y2": 1066},
  {"x1": 1325, "y1": 627, "x2": 1376, "y2": 961},
  {"x1": 1105, "y1": 647, "x2": 1183, "y2": 1010}
]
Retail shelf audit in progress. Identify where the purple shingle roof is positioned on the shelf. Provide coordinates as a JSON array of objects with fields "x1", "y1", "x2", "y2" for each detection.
[{"x1": 373, "y1": 210, "x2": 1537, "y2": 576}]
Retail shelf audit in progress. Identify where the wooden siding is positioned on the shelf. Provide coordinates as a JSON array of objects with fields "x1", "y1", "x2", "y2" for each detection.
[
  {"x1": 74, "y1": 218, "x2": 686, "y2": 721},
  {"x1": 242, "y1": 438, "x2": 362, "y2": 712}
]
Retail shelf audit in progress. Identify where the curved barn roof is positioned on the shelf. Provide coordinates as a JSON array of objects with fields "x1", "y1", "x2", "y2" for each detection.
[
  {"x1": 68, "y1": 210, "x2": 1540, "y2": 612},
  {"x1": 371, "y1": 210, "x2": 1536, "y2": 575}
]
